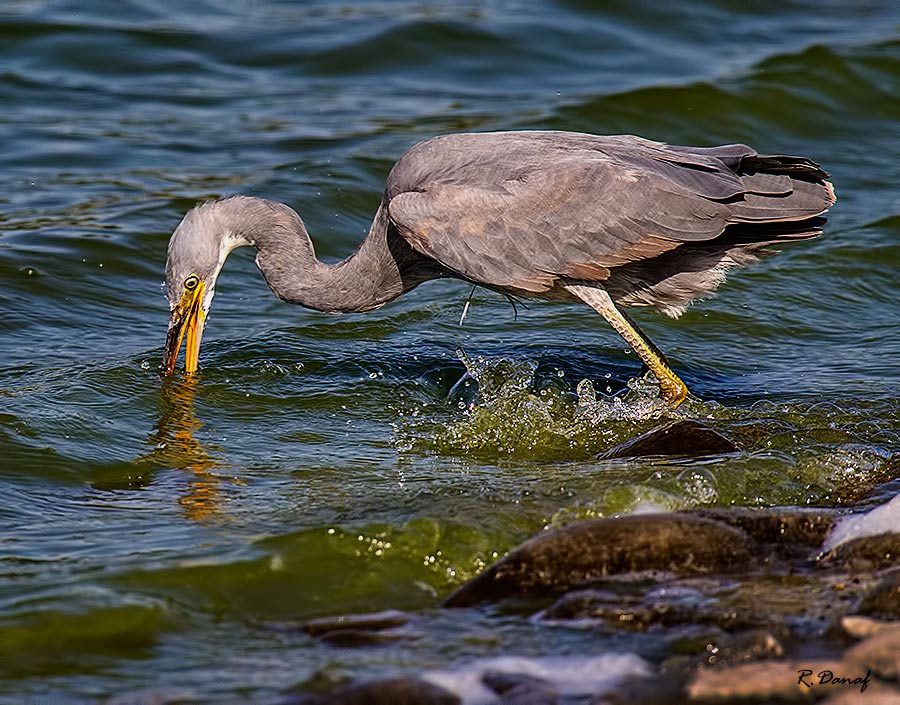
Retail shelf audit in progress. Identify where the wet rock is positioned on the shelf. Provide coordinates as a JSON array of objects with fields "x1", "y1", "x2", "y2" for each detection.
[
  {"x1": 841, "y1": 615, "x2": 900, "y2": 640},
  {"x1": 541, "y1": 588, "x2": 762, "y2": 632},
  {"x1": 482, "y1": 670, "x2": 559, "y2": 704},
  {"x1": 316, "y1": 629, "x2": 413, "y2": 647},
  {"x1": 271, "y1": 610, "x2": 415, "y2": 647},
  {"x1": 597, "y1": 672, "x2": 689, "y2": 705},
  {"x1": 670, "y1": 630, "x2": 784, "y2": 672},
  {"x1": 300, "y1": 610, "x2": 411, "y2": 637},
  {"x1": 818, "y1": 532, "x2": 900, "y2": 571},
  {"x1": 858, "y1": 570, "x2": 900, "y2": 620},
  {"x1": 662, "y1": 630, "x2": 784, "y2": 683},
  {"x1": 443, "y1": 514, "x2": 753, "y2": 607},
  {"x1": 105, "y1": 691, "x2": 200, "y2": 705},
  {"x1": 844, "y1": 628, "x2": 900, "y2": 679},
  {"x1": 301, "y1": 677, "x2": 460, "y2": 705},
  {"x1": 691, "y1": 507, "x2": 835, "y2": 551},
  {"x1": 599, "y1": 420, "x2": 738, "y2": 460},
  {"x1": 686, "y1": 659, "x2": 843, "y2": 702}
]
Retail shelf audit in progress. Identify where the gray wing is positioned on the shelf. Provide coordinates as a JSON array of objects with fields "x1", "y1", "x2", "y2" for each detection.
[{"x1": 385, "y1": 132, "x2": 833, "y2": 293}]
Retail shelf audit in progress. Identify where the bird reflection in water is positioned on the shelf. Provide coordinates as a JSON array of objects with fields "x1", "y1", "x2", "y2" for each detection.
[{"x1": 148, "y1": 376, "x2": 223, "y2": 520}]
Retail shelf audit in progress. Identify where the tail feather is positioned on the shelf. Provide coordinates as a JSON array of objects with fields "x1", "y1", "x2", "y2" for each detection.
[
  {"x1": 740, "y1": 153, "x2": 831, "y2": 182},
  {"x1": 726, "y1": 154, "x2": 835, "y2": 225}
]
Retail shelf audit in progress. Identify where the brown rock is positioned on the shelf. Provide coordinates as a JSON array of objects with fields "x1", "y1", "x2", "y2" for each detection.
[
  {"x1": 818, "y1": 684, "x2": 900, "y2": 704},
  {"x1": 599, "y1": 420, "x2": 737, "y2": 460},
  {"x1": 858, "y1": 570, "x2": 900, "y2": 620},
  {"x1": 691, "y1": 507, "x2": 835, "y2": 549},
  {"x1": 819, "y1": 533, "x2": 900, "y2": 571},
  {"x1": 686, "y1": 660, "x2": 844, "y2": 702},
  {"x1": 841, "y1": 615, "x2": 900, "y2": 640},
  {"x1": 696, "y1": 630, "x2": 784, "y2": 669},
  {"x1": 844, "y1": 629, "x2": 900, "y2": 679},
  {"x1": 443, "y1": 514, "x2": 753, "y2": 607},
  {"x1": 541, "y1": 589, "x2": 763, "y2": 632}
]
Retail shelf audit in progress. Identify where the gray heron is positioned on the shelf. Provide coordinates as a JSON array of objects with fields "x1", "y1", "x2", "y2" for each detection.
[{"x1": 162, "y1": 131, "x2": 835, "y2": 406}]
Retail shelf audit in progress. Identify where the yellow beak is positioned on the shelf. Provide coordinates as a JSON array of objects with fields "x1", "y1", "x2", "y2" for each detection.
[{"x1": 162, "y1": 282, "x2": 206, "y2": 375}]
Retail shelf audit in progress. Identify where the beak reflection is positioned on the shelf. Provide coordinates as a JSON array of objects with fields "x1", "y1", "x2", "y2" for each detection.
[
  {"x1": 150, "y1": 375, "x2": 223, "y2": 521},
  {"x1": 162, "y1": 281, "x2": 205, "y2": 375}
]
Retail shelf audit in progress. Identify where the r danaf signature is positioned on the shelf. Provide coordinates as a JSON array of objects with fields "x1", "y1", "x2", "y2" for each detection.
[{"x1": 798, "y1": 668, "x2": 872, "y2": 694}]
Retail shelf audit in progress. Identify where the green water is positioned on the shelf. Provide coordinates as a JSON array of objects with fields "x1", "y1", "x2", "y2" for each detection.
[{"x1": 1, "y1": 1, "x2": 898, "y2": 701}]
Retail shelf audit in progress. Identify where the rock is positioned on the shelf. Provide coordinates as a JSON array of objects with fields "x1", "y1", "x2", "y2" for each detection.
[
  {"x1": 596, "y1": 672, "x2": 689, "y2": 705},
  {"x1": 316, "y1": 629, "x2": 413, "y2": 647},
  {"x1": 844, "y1": 629, "x2": 900, "y2": 679},
  {"x1": 662, "y1": 630, "x2": 784, "y2": 682},
  {"x1": 482, "y1": 670, "x2": 559, "y2": 704},
  {"x1": 858, "y1": 570, "x2": 900, "y2": 620},
  {"x1": 818, "y1": 684, "x2": 900, "y2": 704},
  {"x1": 541, "y1": 588, "x2": 763, "y2": 632},
  {"x1": 599, "y1": 420, "x2": 738, "y2": 460},
  {"x1": 443, "y1": 514, "x2": 753, "y2": 607},
  {"x1": 691, "y1": 507, "x2": 835, "y2": 551},
  {"x1": 105, "y1": 691, "x2": 199, "y2": 705},
  {"x1": 300, "y1": 610, "x2": 411, "y2": 637},
  {"x1": 686, "y1": 659, "x2": 844, "y2": 702},
  {"x1": 818, "y1": 532, "x2": 900, "y2": 571},
  {"x1": 304, "y1": 677, "x2": 460, "y2": 705},
  {"x1": 268, "y1": 610, "x2": 415, "y2": 647},
  {"x1": 841, "y1": 615, "x2": 900, "y2": 640},
  {"x1": 692, "y1": 630, "x2": 784, "y2": 669}
]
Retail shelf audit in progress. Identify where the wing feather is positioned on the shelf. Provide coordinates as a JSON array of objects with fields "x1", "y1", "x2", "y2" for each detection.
[{"x1": 385, "y1": 132, "x2": 832, "y2": 294}]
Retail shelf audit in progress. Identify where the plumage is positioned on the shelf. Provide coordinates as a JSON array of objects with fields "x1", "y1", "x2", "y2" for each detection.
[
  {"x1": 163, "y1": 130, "x2": 835, "y2": 405},
  {"x1": 386, "y1": 131, "x2": 833, "y2": 304}
]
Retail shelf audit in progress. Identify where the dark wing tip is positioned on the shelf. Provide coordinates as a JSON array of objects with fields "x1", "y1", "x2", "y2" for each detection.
[{"x1": 739, "y1": 154, "x2": 831, "y2": 182}]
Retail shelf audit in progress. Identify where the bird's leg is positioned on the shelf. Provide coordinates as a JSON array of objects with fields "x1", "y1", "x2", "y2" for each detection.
[{"x1": 563, "y1": 284, "x2": 688, "y2": 407}]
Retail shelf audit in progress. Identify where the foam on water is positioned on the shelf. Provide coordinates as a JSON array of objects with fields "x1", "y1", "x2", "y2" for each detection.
[
  {"x1": 822, "y1": 494, "x2": 900, "y2": 552},
  {"x1": 421, "y1": 652, "x2": 651, "y2": 704}
]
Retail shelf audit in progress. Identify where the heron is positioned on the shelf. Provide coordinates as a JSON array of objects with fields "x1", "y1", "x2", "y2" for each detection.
[{"x1": 162, "y1": 131, "x2": 835, "y2": 406}]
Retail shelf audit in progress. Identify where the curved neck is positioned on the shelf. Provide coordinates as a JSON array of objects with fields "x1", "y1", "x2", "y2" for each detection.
[{"x1": 217, "y1": 196, "x2": 430, "y2": 313}]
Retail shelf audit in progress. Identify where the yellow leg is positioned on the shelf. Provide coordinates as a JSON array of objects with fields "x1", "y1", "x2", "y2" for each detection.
[{"x1": 563, "y1": 283, "x2": 688, "y2": 407}]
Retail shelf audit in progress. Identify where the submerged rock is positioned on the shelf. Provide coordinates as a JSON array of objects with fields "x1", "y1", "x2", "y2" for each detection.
[
  {"x1": 300, "y1": 610, "x2": 411, "y2": 637},
  {"x1": 299, "y1": 678, "x2": 460, "y2": 705},
  {"x1": 296, "y1": 610, "x2": 414, "y2": 647},
  {"x1": 481, "y1": 670, "x2": 559, "y2": 704},
  {"x1": 443, "y1": 514, "x2": 752, "y2": 607},
  {"x1": 599, "y1": 420, "x2": 738, "y2": 460}
]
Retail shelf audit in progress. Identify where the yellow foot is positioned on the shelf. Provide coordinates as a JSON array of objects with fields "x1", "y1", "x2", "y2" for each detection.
[{"x1": 658, "y1": 375, "x2": 689, "y2": 408}]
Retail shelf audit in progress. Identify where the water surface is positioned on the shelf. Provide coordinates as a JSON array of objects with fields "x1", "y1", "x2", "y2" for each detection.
[{"x1": 1, "y1": 1, "x2": 898, "y2": 701}]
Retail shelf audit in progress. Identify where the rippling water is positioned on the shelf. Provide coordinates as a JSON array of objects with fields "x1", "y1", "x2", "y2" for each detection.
[{"x1": 1, "y1": 1, "x2": 898, "y2": 701}]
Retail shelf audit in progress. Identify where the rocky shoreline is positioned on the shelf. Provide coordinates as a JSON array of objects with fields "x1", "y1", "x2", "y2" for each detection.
[{"x1": 294, "y1": 503, "x2": 899, "y2": 704}]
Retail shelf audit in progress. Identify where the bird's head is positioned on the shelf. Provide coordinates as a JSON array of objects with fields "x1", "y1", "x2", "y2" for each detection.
[{"x1": 162, "y1": 200, "x2": 250, "y2": 375}]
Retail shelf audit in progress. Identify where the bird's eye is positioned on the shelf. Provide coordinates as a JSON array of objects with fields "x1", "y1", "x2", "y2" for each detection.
[{"x1": 184, "y1": 275, "x2": 200, "y2": 291}]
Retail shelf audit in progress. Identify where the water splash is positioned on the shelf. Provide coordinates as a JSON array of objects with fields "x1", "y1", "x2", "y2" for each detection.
[
  {"x1": 401, "y1": 350, "x2": 688, "y2": 462},
  {"x1": 394, "y1": 351, "x2": 897, "y2": 511}
]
